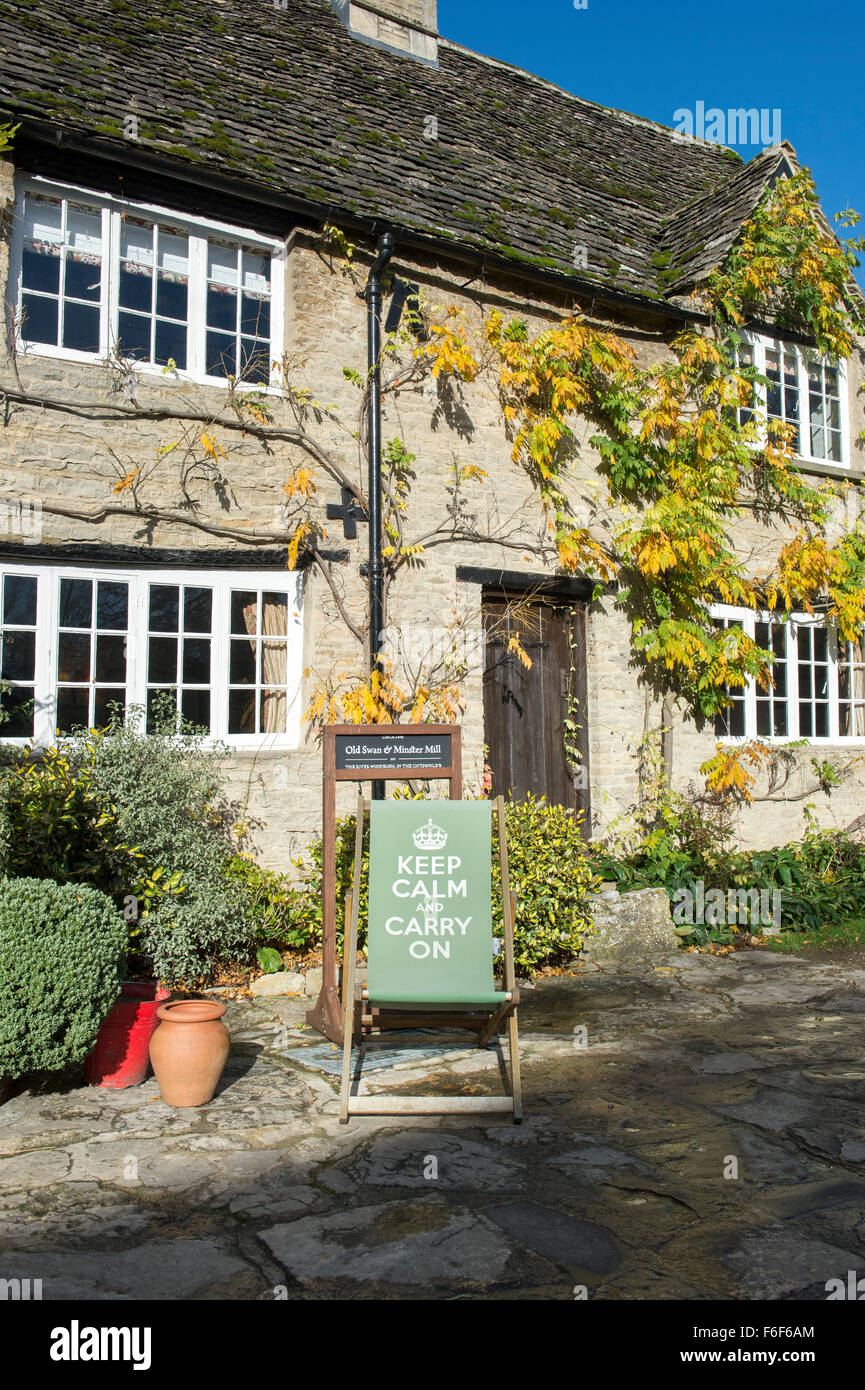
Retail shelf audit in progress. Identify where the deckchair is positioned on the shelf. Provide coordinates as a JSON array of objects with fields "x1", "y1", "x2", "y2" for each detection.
[{"x1": 339, "y1": 794, "x2": 521, "y2": 1122}]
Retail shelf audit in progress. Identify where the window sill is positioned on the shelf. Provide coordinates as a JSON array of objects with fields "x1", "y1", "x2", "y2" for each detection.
[
  {"x1": 16, "y1": 342, "x2": 280, "y2": 395},
  {"x1": 715, "y1": 735, "x2": 865, "y2": 747}
]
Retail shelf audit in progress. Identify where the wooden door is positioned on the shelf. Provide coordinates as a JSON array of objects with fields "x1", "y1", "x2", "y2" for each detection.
[{"x1": 482, "y1": 592, "x2": 590, "y2": 831}]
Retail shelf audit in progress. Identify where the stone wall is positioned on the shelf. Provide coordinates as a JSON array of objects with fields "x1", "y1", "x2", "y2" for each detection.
[{"x1": 2, "y1": 153, "x2": 865, "y2": 867}]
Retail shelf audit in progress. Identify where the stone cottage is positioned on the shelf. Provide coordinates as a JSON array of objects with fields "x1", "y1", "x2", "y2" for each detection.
[{"x1": 0, "y1": 0, "x2": 863, "y2": 867}]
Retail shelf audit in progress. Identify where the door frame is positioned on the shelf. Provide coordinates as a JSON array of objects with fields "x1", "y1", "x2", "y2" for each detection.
[{"x1": 461, "y1": 567, "x2": 593, "y2": 838}]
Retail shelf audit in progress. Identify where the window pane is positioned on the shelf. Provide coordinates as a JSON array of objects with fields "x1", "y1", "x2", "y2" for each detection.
[
  {"x1": 94, "y1": 687, "x2": 126, "y2": 727},
  {"x1": 230, "y1": 639, "x2": 257, "y2": 684},
  {"x1": 261, "y1": 641, "x2": 287, "y2": 685},
  {"x1": 149, "y1": 585, "x2": 179, "y2": 632},
  {"x1": 148, "y1": 636, "x2": 178, "y2": 683},
  {"x1": 22, "y1": 245, "x2": 61, "y2": 294},
  {"x1": 4, "y1": 574, "x2": 37, "y2": 626},
  {"x1": 208, "y1": 241, "x2": 238, "y2": 286},
  {"x1": 118, "y1": 311, "x2": 151, "y2": 359},
  {"x1": 60, "y1": 577, "x2": 92, "y2": 628},
  {"x1": 96, "y1": 581, "x2": 128, "y2": 631},
  {"x1": 207, "y1": 286, "x2": 237, "y2": 333},
  {"x1": 57, "y1": 686, "x2": 90, "y2": 733},
  {"x1": 58, "y1": 632, "x2": 92, "y2": 683},
  {"x1": 146, "y1": 686, "x2": 177, "y2": 734},
  {"x1": 65, "y1": 256, "x2": 101, "y2": 302},
  {"x1": 228, "y1": 687, "x2": 255, "y2": 734},
  {"x1": 156, "y1": 273, "x2": 188, "y2": 321},
  {"x1": 22, "y1": 293, "x2": 59, "y2": 344},
  {"x1": 119, "y1": 265, "x2": 153, "y2": 313},
  {"x1": 240, "y1": 337, "x2": 270, "y2": 383},
  {"x1": 62, "y1": 301, "x2": 99, "y2": 352},
  {"x1": 1, "y1": 685, "x2": 34, "y2": 737},
  {"x1": 183, "y1": 587, "x2": 212, "y2": 633},
  {"x1": 241, "y1": 294, "x2": 270, "y2": 338},
  {"x1": 158, "y1": 231, "x2": 189, "y2": 277},
  {"x1": 120, "y1": 219, "x2": 154, "y2": 268},
  {"x1": 25, "y1": 193, "x2": 62, "y2": 239},
  {"x1": 95, "y1": 634, "x2": 126, "y2": 683},
  {"x1": 261, "y1": 687, "x2": 286, "y2": 733},
  {"x1": 154, "y1": 319, "x2": 187, "y2": 369},
  {"x1": 181, "y1": 688, "x2": 211, "y2": 731},
  {"x1": 206, "y1": 331, "x2": 236, "y2": 377},
  {"x1": 182, "y1": 637, "x2": 210, "y2": 684},
  {"x1": 262, "y1": 592, "x2": 288, "y2": 634},
  {"x1": 231, "y1": 591, "x2": 257, "y2": 635},
  {"x1": 241, "y1": 249, "x2": 270, "y2": 294},
  {"x1": 67, "y1": 204, "x2": 101, "y2": 255},
  {"x1": 1, "y1": 630, "x2": 35, "y2": 681}
]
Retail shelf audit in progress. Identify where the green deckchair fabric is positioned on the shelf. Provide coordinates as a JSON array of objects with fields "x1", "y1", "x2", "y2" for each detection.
[{"x1": 367, "y1": 801, "x2": 501, "y2": 1008}]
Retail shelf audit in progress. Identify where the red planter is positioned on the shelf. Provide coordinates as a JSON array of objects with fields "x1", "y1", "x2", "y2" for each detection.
[{"x1": 84, "y1": 982, "x2": 170, "y2": 1088}]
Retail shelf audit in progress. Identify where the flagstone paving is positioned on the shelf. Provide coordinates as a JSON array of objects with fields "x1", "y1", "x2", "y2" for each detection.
[{"x1": 2, "y1": 947, "x2": 865, "y2": 1300}]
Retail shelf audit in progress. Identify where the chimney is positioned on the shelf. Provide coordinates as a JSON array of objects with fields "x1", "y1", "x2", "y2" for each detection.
[{"x1": 330, "y1": 0, "x2": 438, "y2": 64}]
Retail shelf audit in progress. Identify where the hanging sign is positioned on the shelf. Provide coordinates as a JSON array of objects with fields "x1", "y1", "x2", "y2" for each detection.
[{"x1": 335, "y1": 731, "x2": 452, "y2": 773}]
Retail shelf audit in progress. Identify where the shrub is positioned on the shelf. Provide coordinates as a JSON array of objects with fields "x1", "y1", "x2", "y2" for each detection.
[
  {"x1": 492, "y1": 795, "x2": 598, "y2": 970},
  {"x1": 590, "y1": 772, "x2": 865, "y2": 942},
  {"x1": 283, "y1": 814, "x2": 369, "y2": 956},
  {"x1": 0, "y1": 744, "x2": 134, "y2": 891},
  {"x1": 0, "y1": 701, "x2": 255, "y2": 985},
  {"x1": 0, "y1": 878, "x2": 127, "y2": 1080},
  {"x1": 68, "y1": 703, "x2": 254, "y2": 985},
  {"x1": 224, "y1": 854, "x2": 308, "y2": 955},
  {"x1": 285, "y1": 794, "x2": 597, "y2": 971}
]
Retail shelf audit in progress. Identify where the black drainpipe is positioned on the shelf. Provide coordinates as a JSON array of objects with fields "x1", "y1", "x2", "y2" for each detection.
[{"x1": 365, "y1": 230, "x2": 394, "y2": 799}]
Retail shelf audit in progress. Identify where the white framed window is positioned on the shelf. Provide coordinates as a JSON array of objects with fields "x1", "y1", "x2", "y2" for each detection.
[
  {"x1": 0, "y1": 564, "x2": 303, "y2": 748},
  {"x1": 8, "y1": 177, "x2": 285, "y2": 388},
  {"x1": 734, "y1": 333, "x2": 850, "y2": 467},
  {"x1": 711, "y1": 604, "x2": 863, "y2": 743}
]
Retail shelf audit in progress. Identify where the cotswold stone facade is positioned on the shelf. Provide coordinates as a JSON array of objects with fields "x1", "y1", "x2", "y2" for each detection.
[{"x1": 1, "y1": 0, "x2": 864, "y2": 867}]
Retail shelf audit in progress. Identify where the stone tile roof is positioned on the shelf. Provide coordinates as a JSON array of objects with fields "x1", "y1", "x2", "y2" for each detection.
[
  {"x1": 657, "y1": 144, "x2": 798, "y2": 299},
  {"x1": 0, "y1": 0, "x2": 786, "y2": 302}
]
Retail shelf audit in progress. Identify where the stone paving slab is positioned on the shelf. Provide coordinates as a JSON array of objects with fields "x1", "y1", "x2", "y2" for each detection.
[{"x1": 2, "y1": 946, "x2": 865, "y2": 1299}]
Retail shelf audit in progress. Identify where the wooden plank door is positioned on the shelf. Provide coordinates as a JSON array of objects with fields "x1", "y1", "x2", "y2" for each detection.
[{"x1": 482, "y1": 592, "x2": 590, "y2": 831}]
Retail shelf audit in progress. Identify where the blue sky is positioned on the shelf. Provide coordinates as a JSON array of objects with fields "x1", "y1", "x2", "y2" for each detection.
[{"x1": 439, "y1": 0, "x2": 865, "y2": 286}]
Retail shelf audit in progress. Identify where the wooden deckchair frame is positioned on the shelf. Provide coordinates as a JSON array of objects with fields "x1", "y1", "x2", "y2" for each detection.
[{"x1": 339, "y1": 794, "x2": 522, "y2": 1123}]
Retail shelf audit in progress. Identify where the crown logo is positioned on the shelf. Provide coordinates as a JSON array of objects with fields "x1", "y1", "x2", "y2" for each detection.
[{"x1": 412, "y1": 818, "x2": 448, "y2": 851}]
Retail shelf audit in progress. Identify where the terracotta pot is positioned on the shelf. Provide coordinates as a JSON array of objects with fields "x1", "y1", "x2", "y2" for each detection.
[{"x1": 149, "y1": 1000, "x2": 230, "y2": 1107}]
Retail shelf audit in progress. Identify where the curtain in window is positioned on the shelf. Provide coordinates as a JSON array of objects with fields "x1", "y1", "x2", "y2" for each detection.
[
  {"x1": 241, "y1": 595, "x2": 287, "y2": 733},
  {"x1": 261, "y1": 595, "x2": 287, "y2": 733}
]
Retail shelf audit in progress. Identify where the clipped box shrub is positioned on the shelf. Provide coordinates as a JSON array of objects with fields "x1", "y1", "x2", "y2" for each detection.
[{"x1": 0, "y1": 878, "x2": 127, "y2": 1081}]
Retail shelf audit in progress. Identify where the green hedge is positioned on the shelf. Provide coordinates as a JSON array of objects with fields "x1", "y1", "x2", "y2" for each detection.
[{"x1": 0, "y1": 878, "x2": 127, "y2": 1080}]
